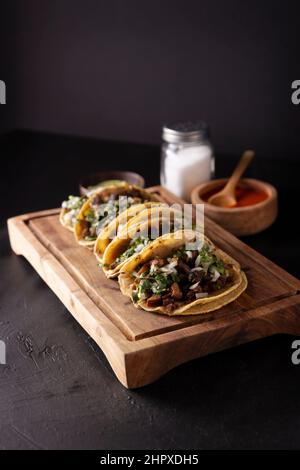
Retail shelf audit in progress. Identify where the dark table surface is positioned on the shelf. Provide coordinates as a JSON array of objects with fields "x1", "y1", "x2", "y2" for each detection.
[{"x1": 1, "y1": 130, "x2": 300, "y2": 450}]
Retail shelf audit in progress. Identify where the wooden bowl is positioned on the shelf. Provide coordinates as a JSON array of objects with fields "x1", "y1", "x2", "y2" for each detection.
[
  {"x1": 191, "y1": 178, "x2": 278, "y2": 236},
  {"x1": 79, "y1": 171, "x2": 145, "y2": 196}
]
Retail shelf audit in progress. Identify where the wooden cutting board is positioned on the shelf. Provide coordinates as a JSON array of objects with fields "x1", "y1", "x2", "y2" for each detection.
[{"x1": 7, "y1": 186, "x2": 300, "y2": 388}]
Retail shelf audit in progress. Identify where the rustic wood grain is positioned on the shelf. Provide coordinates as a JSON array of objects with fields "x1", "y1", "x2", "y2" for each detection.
[{"x1": 7, "y1": 187, "x2": 300, "y2": 388}]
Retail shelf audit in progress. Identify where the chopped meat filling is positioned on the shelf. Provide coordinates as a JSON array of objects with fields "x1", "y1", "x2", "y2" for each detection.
[
  {"x1": 131, "y1": 243, "x2": 233, "y2": 312},
  {"x1": 82, "y1": 192, "x2": 148, "y2": 241}
]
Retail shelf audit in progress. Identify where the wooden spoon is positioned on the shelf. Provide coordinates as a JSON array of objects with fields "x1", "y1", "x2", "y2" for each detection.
[{"x1": 208, "y1": 150, "x2": 255, "y2": 207}]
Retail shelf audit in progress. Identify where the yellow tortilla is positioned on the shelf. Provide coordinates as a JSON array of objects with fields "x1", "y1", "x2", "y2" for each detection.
[
  {"x1": 59, "y1": 196, "x2": 88, "y2": 232},
  {"x1": 101, "y1": 211, "x2": 186, "y2": 278},
  {"x1": 118, "y1": 205, "x2": 189, "y2": 237},
  {"x1": 118, "y1": 230, "x2": 247, "y2": 316},
  {"x1": 75, "y1": 183, "x2": 158, "y2": 247},
  {"x1": 94, "y1": 202, "x2": 167, "y2": 262},
  {"x1": 59, "y1": 208, "x2": 76, "y2": 232}
]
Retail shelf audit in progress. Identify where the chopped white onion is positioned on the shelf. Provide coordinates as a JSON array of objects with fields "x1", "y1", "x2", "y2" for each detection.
[
  {"x1": 150, "y1": 264, "x2": 158, "y2": 274},
  {"x1": 134, "y1": 243, "x2": 145, "y2": 254},
  {"x1": 189, "y1": 282, "x2": 200, "y2": 290},
  {"x1": 195, "y1": 254, "x2": 201, "y2": 267},
  {"x1": 63, "y1": 210, "x2": 75, "y2": 222},
  {"x1": 167, "y1": 261, "x2": 178, "y2": 269},
  {"x1": 195, "y1": 292, "x2": 208, "y2": 299},
  {"x1": 202, "y1": 262, "x2": 211, "y2": 272},
  {"x1": 160, "y1": 261, "x2": 178, "y2": 273},
  {"x1": 161, "y1": 267, "x2": 177, "y2": 274},
  {"x1": 212, "y1": 269, "x2": 221, "y2": 282}
]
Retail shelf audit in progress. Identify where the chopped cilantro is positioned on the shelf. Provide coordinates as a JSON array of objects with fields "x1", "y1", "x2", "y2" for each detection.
[{"x1": 115, "y1": 236, "x2": 150, "y2": 264}]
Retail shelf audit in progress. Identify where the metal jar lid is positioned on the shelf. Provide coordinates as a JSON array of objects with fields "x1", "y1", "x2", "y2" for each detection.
[{"x1": 162, "y1": 120, "x2": 209, "y2": 144}]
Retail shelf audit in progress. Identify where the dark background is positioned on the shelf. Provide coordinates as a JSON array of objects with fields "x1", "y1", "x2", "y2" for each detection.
[
  {"x1": 1, "y1": 0, "x2": 300, "y2": 451},
  {"x1": 1, "y1": 0, "x2": 300, "y2": 159}
]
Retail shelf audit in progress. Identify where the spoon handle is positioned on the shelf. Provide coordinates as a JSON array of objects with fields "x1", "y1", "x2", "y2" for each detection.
[{"x1": 226, "y1": 150, "x2": 255, "y2": 192}]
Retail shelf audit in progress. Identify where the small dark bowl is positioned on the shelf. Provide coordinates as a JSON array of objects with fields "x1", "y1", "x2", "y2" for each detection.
[{"x1": 79, "y1": 171, "x2": 145, "y2": 196}]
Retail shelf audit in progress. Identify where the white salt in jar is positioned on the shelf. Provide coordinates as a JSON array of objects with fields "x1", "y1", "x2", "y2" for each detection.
[{"x1": 160, "y1": 121, "x2": 214, "y2": 200}]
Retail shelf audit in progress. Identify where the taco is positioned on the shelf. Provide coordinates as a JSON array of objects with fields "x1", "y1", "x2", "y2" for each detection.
[
  {"x1": 94, "y1": 204, "x2": 185, "y2": 263},
  {"x1": 118, "y1": 230, "x2": 247, "y2": 316},
  {"x1": 74, "y1": 183, "x2": 158, "y2": 247},
  {"x1": 60, "y1": 195, "x2": 88, "y2": 232},
  {"x1": 101, "y1": 209, "x2": 185, "y2": 278}
]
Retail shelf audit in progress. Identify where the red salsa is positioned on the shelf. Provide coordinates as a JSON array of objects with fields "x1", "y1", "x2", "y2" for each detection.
[{"x1": 202, "y1": 185, "x2": 268, "y2": 208}]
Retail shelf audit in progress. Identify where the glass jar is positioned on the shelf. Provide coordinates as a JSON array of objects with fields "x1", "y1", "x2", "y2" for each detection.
[{"x1": 160, "y1": 121, "x2": 214, "y2": 200}]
